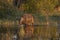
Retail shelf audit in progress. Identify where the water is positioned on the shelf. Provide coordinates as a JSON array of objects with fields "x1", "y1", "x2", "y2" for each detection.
[{"x1": 0, "y1": 16, "x2": 60, "y2": 40}]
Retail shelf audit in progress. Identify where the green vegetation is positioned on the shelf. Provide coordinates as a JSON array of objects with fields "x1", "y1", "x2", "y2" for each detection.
[{"x1": 0, "y1": 0, "x2": 60, "y2": 20}]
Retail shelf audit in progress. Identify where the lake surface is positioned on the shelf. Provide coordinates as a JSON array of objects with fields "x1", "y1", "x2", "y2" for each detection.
[{"x1": 0, "y1": 16, "x2": 60, "y2": 40}]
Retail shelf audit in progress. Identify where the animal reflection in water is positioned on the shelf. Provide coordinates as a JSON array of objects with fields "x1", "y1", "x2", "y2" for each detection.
[{"x1": 19, "y1": 14, "x2": 34, "y2": 40}]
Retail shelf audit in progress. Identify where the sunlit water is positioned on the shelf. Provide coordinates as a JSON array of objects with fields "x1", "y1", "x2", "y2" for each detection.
[{"x1": 0, "y1": 16, "x2": 60, "y2": 40}]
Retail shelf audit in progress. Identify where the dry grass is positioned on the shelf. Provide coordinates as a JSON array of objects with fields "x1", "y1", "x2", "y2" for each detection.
[{"x1": 0, "y1": 20, "x2": 19, "y2": 27}]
